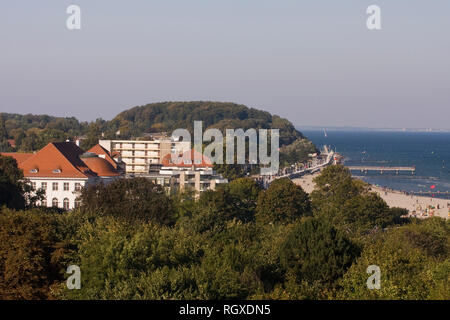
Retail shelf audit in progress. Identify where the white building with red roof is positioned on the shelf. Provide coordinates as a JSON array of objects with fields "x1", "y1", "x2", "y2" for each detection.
[
  {"x1": 160, "y1": 149, "x2": 227, "y2": 192},
  {"x1": 1, "y1": 142, "x2": 121, "y2": 210}
]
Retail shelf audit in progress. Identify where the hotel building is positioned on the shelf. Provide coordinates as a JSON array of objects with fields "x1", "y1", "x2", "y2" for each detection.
[
  {"x1": 159, "y1": 150, "x2": 228, "y2": 192},
  {"x1": 1, "y1": 142, "x2": 120, "y2": 210},
  {"x1": 99, "y1": 138, "x2": 190, "y2": 174}
]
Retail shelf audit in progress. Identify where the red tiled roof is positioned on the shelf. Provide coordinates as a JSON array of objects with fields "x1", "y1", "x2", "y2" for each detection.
[
  {"x1": 161, "y1": 149, "x2": 213, "y2": 168},
  {"x1": 20, "y1": 142, "x2": 95, "y2": 178},
  {"x1": 87, "y1": 144, "x2": 118, "y2": 169},
  {"x1": 81, "y1": 156, "x2": 120, "y2": 177},
  {"x1": 7, "y1": 139, "x2": 16, "y2": 148},
  {"x1": 1, "y1": 152, "x2": 33, "y2": 164},
  {"x1": 4, "y1": 142, "x2": 121, "y2": 179}
]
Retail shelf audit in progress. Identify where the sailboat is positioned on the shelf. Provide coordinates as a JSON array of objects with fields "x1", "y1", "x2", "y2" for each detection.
[{"x1": 324, "y1": 129, "x2": 328, "y2": 138}]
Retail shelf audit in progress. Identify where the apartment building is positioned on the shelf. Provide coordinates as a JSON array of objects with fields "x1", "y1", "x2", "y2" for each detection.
[
  {"x1": 160, "y1": 150, "x2": 228, "y2": 192},
  {"x1": 99, "y1": 138, "x2": 190, "y2": 174}
]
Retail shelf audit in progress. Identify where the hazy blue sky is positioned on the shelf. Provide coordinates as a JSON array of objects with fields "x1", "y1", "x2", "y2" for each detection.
[{"x1": 1, "y1": 1, "x2": 449, "y2": 129}]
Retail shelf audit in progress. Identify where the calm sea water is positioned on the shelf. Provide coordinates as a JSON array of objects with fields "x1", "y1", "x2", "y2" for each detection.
[{"x1": 301, "y1": 130, "x2": 450, "y2": 197}]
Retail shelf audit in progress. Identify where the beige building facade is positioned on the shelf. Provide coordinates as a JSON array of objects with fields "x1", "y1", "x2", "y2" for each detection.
[{"x1": 99, "y1": 139, "x2": 189, "y2": 174}]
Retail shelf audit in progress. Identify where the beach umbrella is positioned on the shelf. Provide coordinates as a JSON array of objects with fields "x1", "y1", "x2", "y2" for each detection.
[{"x1": 430, "y1": 185, "x2": 436, "y2": 189}]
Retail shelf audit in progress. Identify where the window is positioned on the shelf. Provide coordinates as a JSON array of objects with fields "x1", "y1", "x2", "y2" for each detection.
[
  {"x1": 53, "y1": 169, "x2": 61, "y2": 173},
  {"x1": 74, "y1": 183, "x2": 82, "y2": 191},
  {"x1": 41, "y1": 199, "x2": 47, "y2": 207},
  {"x1": 52, "y1": 198, "x2": 59, "y2": 207},
  {"x1": 63, "y1": 198, "x2": 70, "y2": 210},
  {"x1": 31, "y1": 182, "x2": 36, "y2": 190},
  {"x1": 74, "y1": 199, "x2": 81, "y2": 209},
  {"x1": 52, "y1": 182, "x2": 58, "y2": 191},
  {"x1": 41, "y1": 182, "x2": 47, "y2": 190},
  {"x1": 64, "y1": 182, "x2": 70, "y2": 191},
  {"x1": 30, "y1": 169, "x2": 38, "y2": 173}
]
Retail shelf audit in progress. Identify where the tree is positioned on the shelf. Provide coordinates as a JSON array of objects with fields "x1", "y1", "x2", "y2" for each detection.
[
  {"x1": 79, "y1": 177, "x2": 174, "y2": 225},
  {"x1": 311, "y1": 165, "x2": 365, "y2": 212},
  {"x1": 0, "y1": 208, "x2": 66, "y2": 299},
  {"x1": 80, "y1": 119, "x2": 105, "y2": 150},
  {"x1": 279, "y1": 218, "x2": 360, "y2": 289},
  {"x1": 226, "y1": 178, "x2": 261, "y2": 222},
  {"x1": 0, "y1": 115, "x2": 13, "y2": 152},
  {"x1": 0, "y1": 155, "x2": 26, "y2": 209},
  {"x1": 60, "y1": 218, "x2": 205, "y2": 300},
  {"x1": 338, "y1": 218, "x2": 449, "y2": 300},
  {"x1": 311, "y1": 165, "x2": 407, "y2": 237},
  {"x1": 256, "y1": 178, "x2": 310, "y2": 224}
]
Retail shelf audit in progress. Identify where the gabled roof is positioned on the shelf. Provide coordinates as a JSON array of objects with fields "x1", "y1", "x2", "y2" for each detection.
[
  {"x1": 81, "y1": 156, "x2": 120, "y2": 177},
  {"x1": 1, "y1": 152, "x2": 33, "y2": 164},
  {"x1": 20, "y1": 142, "x2": 95, "y2": 178},
  {"x1": 87, "y1": 144, "x2": 118, "y2": 169}
]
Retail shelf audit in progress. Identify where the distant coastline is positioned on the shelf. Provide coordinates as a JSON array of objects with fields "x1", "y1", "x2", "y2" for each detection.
[
  {"x1": 296, "y1": 125, "x2": 450, "y2": 133},
  {"x1": 301, "y1": 130, "x2": 450, "y2": 198}
]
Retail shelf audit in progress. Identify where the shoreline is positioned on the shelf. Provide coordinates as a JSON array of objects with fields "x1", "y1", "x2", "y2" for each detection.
[{"x1": 292, "y1": 169, "x2": 450, "y2": 220}]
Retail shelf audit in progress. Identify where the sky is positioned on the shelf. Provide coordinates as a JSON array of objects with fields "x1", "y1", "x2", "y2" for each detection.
[{"x1": 1, "y1": 1, "x2": 449, "y2": 129}]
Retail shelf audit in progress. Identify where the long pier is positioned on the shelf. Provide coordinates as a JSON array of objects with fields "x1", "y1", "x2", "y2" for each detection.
[
  {"x1": 254, "y1": 151, "x2": 336, "y2": 189},
  {"x1": 346, "y1": 166, "x2": 415, "y2": 174}
]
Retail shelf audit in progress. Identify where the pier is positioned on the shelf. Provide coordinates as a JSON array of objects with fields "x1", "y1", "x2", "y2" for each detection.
[
  {"x1": 254, "y1": 149, "x2": 336, "y2": 189},
  {"x1": 346, "y1": 166, "x2": 416, "y2": 174}
]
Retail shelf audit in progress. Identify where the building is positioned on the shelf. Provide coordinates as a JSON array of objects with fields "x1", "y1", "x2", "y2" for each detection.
[
  {"x1": 99, "y1": 138, "x2": 190, "y2": 174},
  {"x1": 7, "y1": 139, "x2": 16, "y2": 148},
  {"x1": 159, "y1": 149, "x2": 228, "y2": 192},
  {"x1": 87, "y1": 143, "x2": 126, "y2": 173},
  {"x1": 123, "y1": 149, "x2": 228, "y2": 194},
  {"x1": 1, "y1": 142, "x2": 120, "y2": 210}
]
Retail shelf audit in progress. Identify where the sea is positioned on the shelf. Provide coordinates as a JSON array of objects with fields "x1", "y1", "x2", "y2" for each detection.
[{"x1": 301, "y1": 130, "x2": 450, "y2": 199}]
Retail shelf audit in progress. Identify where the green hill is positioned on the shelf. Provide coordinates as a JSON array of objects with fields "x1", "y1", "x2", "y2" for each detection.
[
  {"x1": 1, "y1": 101, "x2": 317, "y2": 167},
  {"x1": 109, "y1": 101, "x2": 301, "y2": 145}
]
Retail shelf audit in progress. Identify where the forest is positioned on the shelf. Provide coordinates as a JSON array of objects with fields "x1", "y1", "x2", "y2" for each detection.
[
  {"x1": 1, "y1": 157, "x2": 448, "y2": 300},
  {"x1": 0, "y1": 102, "x2": 317, "y2": 168}
]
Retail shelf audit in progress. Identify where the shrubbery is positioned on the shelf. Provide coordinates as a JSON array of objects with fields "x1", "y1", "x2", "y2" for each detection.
[{"x1": 0, "y1": 166, "x2": 449, "y2": 300}]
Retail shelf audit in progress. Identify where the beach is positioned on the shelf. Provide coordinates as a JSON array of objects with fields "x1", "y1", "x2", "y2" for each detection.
[{"x1": 293, "y1": 170, "x2": 450, "y2": 220}]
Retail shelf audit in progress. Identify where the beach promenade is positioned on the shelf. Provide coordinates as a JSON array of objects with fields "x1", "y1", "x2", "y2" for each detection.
[{"x1": 293, "y1": 170, "x2": 450, "y2": 220}]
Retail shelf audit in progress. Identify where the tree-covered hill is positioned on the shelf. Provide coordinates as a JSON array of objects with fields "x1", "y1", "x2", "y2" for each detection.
[
  {"x1": 1, "y1": 101, "x2": 317, "y2": 166},
  {"x1": 109, "y1": 101, "x2": 305, "y2": 146},
  {"x1": 0, "y1": 113, "x2": 90, "y2": 152},
  {"x1": 108, "y1": 102, "x2": 318, "y2": 168}
]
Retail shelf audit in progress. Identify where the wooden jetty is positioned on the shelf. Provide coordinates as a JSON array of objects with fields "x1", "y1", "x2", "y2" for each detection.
[{"x1": 346, "y1": 166, "x2": 416, "y2": 174}]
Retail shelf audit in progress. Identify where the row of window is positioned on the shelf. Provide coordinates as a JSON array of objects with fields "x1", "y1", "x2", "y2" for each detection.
[
  {"x1": 41, "y1": 198, "x2": 81, "y2": 210},
  {"x1": 31, "y1": 182, "x2": 83, "y2": 192},
  {"x1": 168, "y1": 159, "x2": 202, "y2": 165}
]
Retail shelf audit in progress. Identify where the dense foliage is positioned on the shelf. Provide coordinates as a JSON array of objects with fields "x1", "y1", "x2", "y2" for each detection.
[
  {"x1": 0, "y1": 155, "x2": 44, "y2": 210},
  {"x1": 1, "y1": 164, "x2": 448, "y2": 300},
  {"x1": 0, "y1": 113, "x2": 89, "y2": 152},
  {"x1": 1, "y1": 102, "x2": 317, "y2": 171}
]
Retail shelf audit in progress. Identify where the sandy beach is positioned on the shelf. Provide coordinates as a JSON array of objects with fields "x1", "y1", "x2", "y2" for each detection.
[{"x1": 293, "y1": 170, "x2": 450, "y2": 220}]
